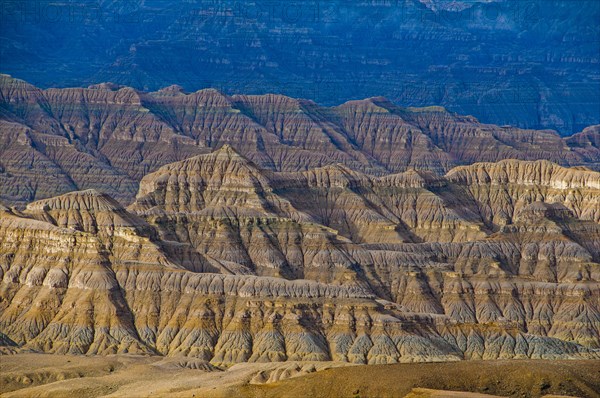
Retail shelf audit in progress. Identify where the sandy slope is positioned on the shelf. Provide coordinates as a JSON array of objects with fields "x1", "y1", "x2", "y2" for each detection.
[
  {"x1": 1, "y1": 355, "x2": 599, "y2": 398},
  {"x1": 0, "y1": 354, "x2": 352, "y2": 397},
  {"x1": 241, "y1": 360, "x2": 600, "y2": 398}
]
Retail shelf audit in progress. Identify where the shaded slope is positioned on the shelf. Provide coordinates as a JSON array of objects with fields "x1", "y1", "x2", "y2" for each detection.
[{"x1": 1, "y1": 75, "x2": 599, "y2": 206}]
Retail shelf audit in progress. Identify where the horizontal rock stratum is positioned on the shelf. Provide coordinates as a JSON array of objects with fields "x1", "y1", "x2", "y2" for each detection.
[
  {"x1": 1, "y1": 146, "x2": 599, "y2": 364},
  {"x1": 1, "y1": 74, "x2": 599, "y2": 206}
]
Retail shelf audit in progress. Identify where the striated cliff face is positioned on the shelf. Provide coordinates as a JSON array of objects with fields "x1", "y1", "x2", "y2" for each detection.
[
  {"x1": 1, "y1": 147, "x2": 599, "y2": 363},
  {"x1": 0, "y1": 75, "x2": 207, "y2": 205},
  {"x1": 446, "y1": 159, "x2": 600, "y2": 226},
  {"x1": 2, "y1": 75, "x2": 599, "y2": 206},
  {"x1": 565, "y1": 125, "x2": 600, "y2": 171}
]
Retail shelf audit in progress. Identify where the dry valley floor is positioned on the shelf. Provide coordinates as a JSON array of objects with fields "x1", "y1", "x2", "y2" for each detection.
[{"x1": 1, "y1": 354, "x2": 599, "y2": 398}]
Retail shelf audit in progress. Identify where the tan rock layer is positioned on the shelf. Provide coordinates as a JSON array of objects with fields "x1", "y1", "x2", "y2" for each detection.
[
  {"x1": 1, "y1": 208, "x2": 596, "y2": 362},
  {"x1": 1, "y1": 149, "x2": 599, "y2": 362}
]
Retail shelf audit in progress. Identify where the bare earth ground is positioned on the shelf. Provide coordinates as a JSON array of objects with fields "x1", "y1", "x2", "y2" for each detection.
[{"x1": 1, "y1": 355, "x2": 599, "y2": 398}]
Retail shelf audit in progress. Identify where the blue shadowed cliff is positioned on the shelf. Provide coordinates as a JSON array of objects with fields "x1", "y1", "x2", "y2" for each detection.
[{"x1": 0, "y1": 0, "x2": 598, "y2": 134}]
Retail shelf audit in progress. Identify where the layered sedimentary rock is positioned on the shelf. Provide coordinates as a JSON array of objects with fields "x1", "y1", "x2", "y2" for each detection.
[
  {"x1": 2, "y1": 75, "x2": 599, "y2": 206},
  {"x1": 330, "y1": 99, "x2": 454, "y2": 175},
  {"x1": 3, "y1": 0, "x2": 599, "y2": 136},
  {"x1": 1, "y1": 203, "x2": 596, "y2": 362},
  {"x1": 0, "y1": 120, "x2": 78, "y2": 204},
  {"x1": 1, "y1": 147, "x2": 598, "y2": 363},
  {"x1": 446, "y1": 159, "x2": 600, "y2": 226},
  {"x1": 0, "y1": 75, "x2": 207, "y2": 205},
  {"x1": 565, "y1": 125, "x2": 600, "y2": 171}
]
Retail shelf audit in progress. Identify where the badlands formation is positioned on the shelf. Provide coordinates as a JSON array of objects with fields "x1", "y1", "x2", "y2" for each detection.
[
  {"x1": 1, "y1": 145, "x2": 599, "y2": 364},
  {"x1": 1, "y1": 76, "x2": 600, "y2": 396},
  {"x1": 1, "y1": 74, "x2": 599, "y2": 206}
]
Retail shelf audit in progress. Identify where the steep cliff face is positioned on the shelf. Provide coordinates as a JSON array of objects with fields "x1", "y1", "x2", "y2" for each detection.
[
  {"x1": 0, "y1": 202, "x2": 457, "y2": 363},
  {"x1": 130, "y1": 146, "x2": 370, "y2": 283},
  {"x1": 18, "y1": 190, "x2": 216, "y2": 275},
  {"x1": 24, "y1": 189, "x2": 151, "y2": 235},
  {"x1": 230, "y1": 94, "x2": 383, "y2": 174},
  {"x1": 0, "y1": 120, "x2": 78, "y2": 204},
  {"x1": 2, "y1": 147, "x2": 598, "y2": 362},
  {"x1": 2, "y1": 76, "x2": 599, "y2": 206},
  {"x1": 401, "y1": 105, "x2": 584, "y2": 166},
  {"x1": 117, "y1": 151, "x2": 600, "y2": 354},
  {"x1": 0, "y1": 208, "x2": 152, "y2": 355}
]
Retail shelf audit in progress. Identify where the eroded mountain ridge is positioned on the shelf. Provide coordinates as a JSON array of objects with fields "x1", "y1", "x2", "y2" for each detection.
[
  {"x1": 1, "y1": 144, "x2": 599, "y2": 363},
  {"x1": 1, "y1": 75, "x2": 599, "y2": 206}
]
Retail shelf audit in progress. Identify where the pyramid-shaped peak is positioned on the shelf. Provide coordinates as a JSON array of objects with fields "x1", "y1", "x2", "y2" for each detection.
[
  {"x1": 152, "y1": 144, "x2": 264, "y2": 179},
  {"x1": 133, "y1": 144, "x2": 273, "y2": 214},
  {"x1": 217, "y1": 143, "x2": 237, "y2": 153},
  {"x1": 212, "y1": 144, "x2": 254, "y2": 160}
]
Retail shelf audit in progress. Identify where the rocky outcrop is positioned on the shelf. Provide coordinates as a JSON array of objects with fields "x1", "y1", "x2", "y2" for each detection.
[
  {"x1": 332, "y1": 99, "x2": 455, "y2": 175},
  {"x1": 130, "y1": 146, "x2": 371, "y2": 282},
  {"x1": 400, "y1": 104, "x2": 586, "y2": 167},
  {"x1": 2, "y1": 76, "x2": 599, "y2": 206},
  {"x1": 1, "y1": 203, "x2": 455, "y2": 362},
  {"x1": 18, "y1": 189, "x2": 217, "y2": 275},
  {"x1": 128, "y1": 151, "x2": 600, "y2": 354},
  {"x1": 24, "y1": 189, "x2": 150, "y2": 234},
  {"x1": 0, "y1": 120, "x2": 78, "y2": 204}
]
